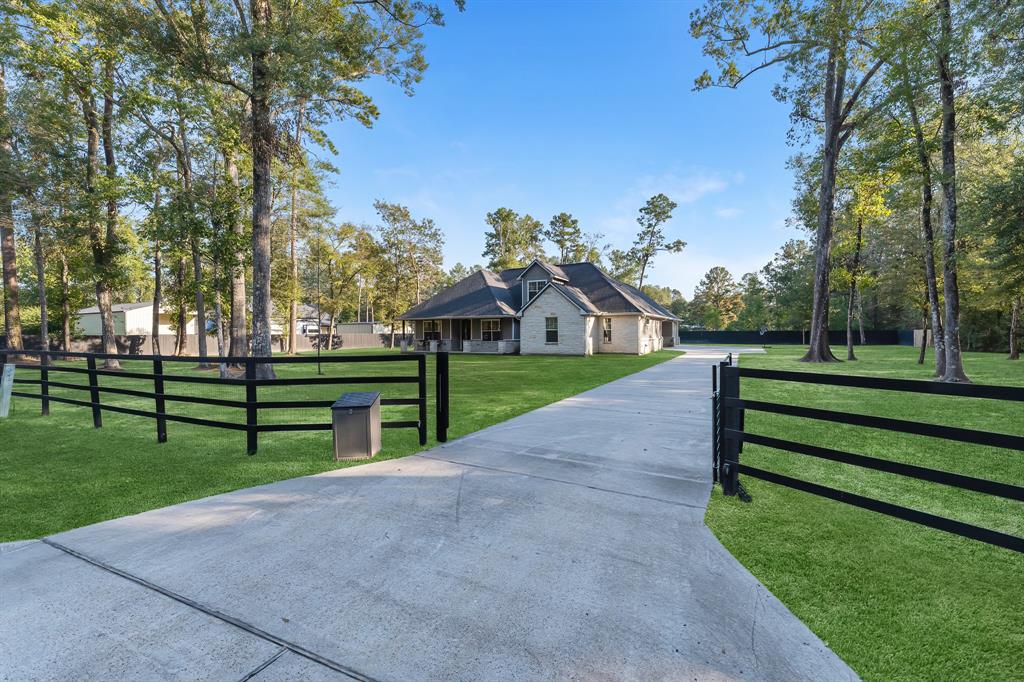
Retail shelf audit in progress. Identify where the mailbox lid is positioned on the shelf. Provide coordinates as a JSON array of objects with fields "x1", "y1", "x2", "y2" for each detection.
[{"x1": 331, "y1": 391, "x2": 381, "y2": 411}]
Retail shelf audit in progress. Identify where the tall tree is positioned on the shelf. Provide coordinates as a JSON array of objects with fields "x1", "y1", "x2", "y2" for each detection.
[
  {"x1": 482, "y1": 207, "x2": 544, "y2": 270},
  {"x1": 975, "y1": 154, "x2": 1024, "y2": 360},
  {"x1": 118, "y1": 0, "x2": 453, "y2": 376},
  {"x1": 287, "y1": 98, "x2": 306, "y2": 355},
  {"x1": 608, "y1": 248, "x2": 640, "y2": 287},
  {"x1": 630, "y1": 193, "x2": 682, "y2": 288},
  {"x1": 935, "y1": 0, "x2": 969, "y2": 381},
  {"x1": 544, "y1": 212, "x2": 583, "y2": 263},
  {"x1": 375, "y1": 200, "x2": 443, "y2": 346},
  {"x1": 842, "y1": 174, "x2": 889, "y2": 360},
  {"x1": 733, "y1": 272, "x2": 770, "y2": 330},
  {"x1": 692, "y1": 0, "x2": 895, "y2": 362},
  {"x1": 692, "y1": 265, "x2": 743, "y2": 330},
  {"x1": 0, "y1": 61, "x2": 22, "y2": 354}
]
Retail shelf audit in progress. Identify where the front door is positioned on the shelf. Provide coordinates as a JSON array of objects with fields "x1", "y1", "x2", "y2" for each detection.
[{"x1": 462, "y1": 320, "x2": 471, "y2": 340}]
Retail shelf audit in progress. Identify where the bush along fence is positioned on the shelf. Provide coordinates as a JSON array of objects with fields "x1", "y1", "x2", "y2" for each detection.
[
  {"x1": 711, "y1": 360, "x2": 1024, "y2": 553},
  {"x1": 0, "y1": 349, "x2": 452, "y2": 454}
]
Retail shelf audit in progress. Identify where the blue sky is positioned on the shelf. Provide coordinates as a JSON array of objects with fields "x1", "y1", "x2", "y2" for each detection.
[{"x1": 321, "y1": 1, "x2": 802, "y2": 298}]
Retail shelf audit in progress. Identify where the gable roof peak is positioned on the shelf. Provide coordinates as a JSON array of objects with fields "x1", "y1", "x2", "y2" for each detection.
[{"x1": 513, "y1": 258, "x2": 568, "y2": 282}]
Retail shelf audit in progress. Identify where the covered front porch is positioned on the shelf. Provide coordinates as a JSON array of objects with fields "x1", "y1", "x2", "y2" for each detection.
[{"x1": 404, "y1": 317, "x2": 520, "y2": 354}]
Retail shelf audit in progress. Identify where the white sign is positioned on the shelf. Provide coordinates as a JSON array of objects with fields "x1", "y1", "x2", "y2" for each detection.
[{"x1": 0, "y1": 364, "x2": 14, "y2": 418}]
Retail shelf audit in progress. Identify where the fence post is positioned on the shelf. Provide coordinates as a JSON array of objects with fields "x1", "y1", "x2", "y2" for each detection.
[
  {"x1": 40, "y1": 352, "x2": 49, "y2": 416},
  {"x1": 417, "y1": 353, "x2": 427, "y2": 445},
  {"x1": 153, "y1": 358, "x2": 167, "y2": 443},
  {"x1": 245, "y1": 357, "x2": 258, "y2": 455},
  {"x1": 436, "y1": 351, "x2": 449, "y2": 443},
  {"x1": 86, "y1": 355, "x2": 102, "y2": 428},
  {"x1": 720, "y1": 364, "x2": 741, "y2": 495}
]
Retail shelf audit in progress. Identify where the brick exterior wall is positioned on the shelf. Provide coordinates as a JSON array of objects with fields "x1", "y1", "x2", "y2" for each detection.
[
  {"x1": 520, "y1": 287, "x2": 588, "y2": 355},
  {"x1": 592, "y1": 315, "x2": 642, "y2": 354}
]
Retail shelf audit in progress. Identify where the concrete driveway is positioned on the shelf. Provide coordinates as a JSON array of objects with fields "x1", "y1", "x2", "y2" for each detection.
[{"x1": 1, "y1": 352, "x2": 856, "y2": 681}]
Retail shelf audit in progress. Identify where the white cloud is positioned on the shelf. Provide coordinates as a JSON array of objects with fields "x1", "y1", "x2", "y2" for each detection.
[
  {"x1": 598, "y1": 169, "x2": 731, "y2": 239},
  {"x1": 714, "y1": 207, "x2": 744, "y2": 220}
]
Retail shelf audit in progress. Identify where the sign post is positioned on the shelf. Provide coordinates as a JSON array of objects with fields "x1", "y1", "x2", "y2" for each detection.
[{"x1": 0, "y1": 364, "x2": 14, "y2": 418}]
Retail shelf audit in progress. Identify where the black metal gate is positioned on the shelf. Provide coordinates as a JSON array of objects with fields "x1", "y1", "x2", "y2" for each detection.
[{"x1": 711, "y1": 360, "x2": 1024, "y2": 553}]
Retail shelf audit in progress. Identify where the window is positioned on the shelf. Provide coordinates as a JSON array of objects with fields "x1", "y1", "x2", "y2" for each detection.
[
  {"x1": 603, "y1": 317, "x2": 612, "y2": 343},
  {"x1": 527, "y1": 280, "x2": 545, "y2": 302},
  {"x1": 423, "y1": 320, "x2": 440, "y2": 341},
  {"x1": 545, "y1": 317, "x2": 558, "y2": 343},
  {"x1": 482, "y1": 319, "x2": 502, "y2": 341}
]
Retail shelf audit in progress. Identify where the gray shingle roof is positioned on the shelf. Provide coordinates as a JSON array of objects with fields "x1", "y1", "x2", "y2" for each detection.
[
  {"x1": 398, "y1": 269, "x2": 518, "y2": 319},
  {"x1": 398, "y1": 262, "x2": 680, "y2": 321}
]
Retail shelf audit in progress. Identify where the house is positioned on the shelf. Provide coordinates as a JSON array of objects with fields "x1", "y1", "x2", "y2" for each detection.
[
  {"x1": 397, "y1": 260, "x2": 680, "y2": 355},
  {"x1": 75, "y1": 302, "x2": 197, "y2": 337}
]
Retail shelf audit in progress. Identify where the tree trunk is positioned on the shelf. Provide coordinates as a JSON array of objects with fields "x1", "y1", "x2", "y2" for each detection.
[
  {"x1": 287, "y1": 99, "x2": 305, "y2": 355},
  {"x1": 224, "y1": 150, "x2": 248, "y2": 360},
  {"x1": 907, "y1": 87, "x2": 946, "y2": 376},
  {"x1": 172, "y1": 107, "x2": 210, "y2": 368},
  {"x1": 1010, "y1": 296, "x2": 1020, "y2": 360},
  {"x1": 97, "y1": 60, "x2": 121, "y2": 367},
  {"x1": 153, "y1": 239, "x2": 162, "y2": 355},
  {"x1": 918, "y1": 322, "x2": 928, "y2": 365},
  {"x1": 846, "y1": 217, "x2": 863, "y2": 361},
  {"x1": 34, "y1": 217, "x2": 49, "y2": 364},
  {"x1": 175, "y1": 256, "x2": 187, "y2": 356},
  {"x1": 1, "y1": 64, "x2": 23, "y2": 357},
  {"x1": 191, "y1": 238, "x2": 210, "y2": 365},
  {"x1": 0, "y1": 192, "x2": 20, "y2": 356},
  {"x1": 846, "y1": 291, "x2": 856, "y2": 361},
  {"x1": 213, "y1": 260, "x2": 228, "y2": 378},
  {"x1": 856, "y1": 290, "x2": 866, "y2": 345},
  {"x1": 937, "y1": 0, "x2": 969, "y2": 382},
  {"x1": 327, "y1": 312, "x2": 336, "y2": 350},
  {"x1": 250, "y1": 0, "x2": 276, "y2": 379},
  {"x1": 60, "y1": 253, "x2": 70, "y2": 351},
  {"x1": 801, "y1": 49, "x2": 844, "y2": 363}
]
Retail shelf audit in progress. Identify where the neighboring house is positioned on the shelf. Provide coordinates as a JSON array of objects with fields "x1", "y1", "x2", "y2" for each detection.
[
  {"x1": 397, "y1": 260, "x2": 680, "y2": 355},
  {"x1": 295, "y1": 304, "x2": 330, "y2": 336},
  {"x1": 75, "y1": 302, "x2": 197, "y2": 337}
]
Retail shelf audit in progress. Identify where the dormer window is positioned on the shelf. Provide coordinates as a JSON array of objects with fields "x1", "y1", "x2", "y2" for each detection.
[{"x1": 527, "y1": 280, "x2": 546, "y2": 302}]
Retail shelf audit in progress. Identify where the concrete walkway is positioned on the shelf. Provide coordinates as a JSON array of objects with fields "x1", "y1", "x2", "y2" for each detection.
[{"x1": 1, "y1": 353, "x2": 856, "y2": 681}]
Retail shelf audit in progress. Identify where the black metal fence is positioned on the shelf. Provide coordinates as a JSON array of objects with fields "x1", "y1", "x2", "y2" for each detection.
[
  {"x1": 682, "y1": 329, "x2": 910, "y2": 345},
  {"x1": 0, "y1": 349, "x2": 453, "y2": 454},
  {"x1": 712, "y1": 361, "x2": 1024, "y2": 553}
]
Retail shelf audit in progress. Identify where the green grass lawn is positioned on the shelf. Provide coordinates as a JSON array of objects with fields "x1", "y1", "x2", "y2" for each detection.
[
  {"x1": 0, "y1": 349, "x2": 674, "y2": 542},
  {"x1": 705, "y1": 345, "x2": 1024, "y2": 681}
]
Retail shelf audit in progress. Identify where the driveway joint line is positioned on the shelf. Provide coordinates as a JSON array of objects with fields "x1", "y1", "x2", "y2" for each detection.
[
  {"x1": 238, "y1": 647, "x2": 288, "y2": 682},
  {"x1": 40, "y1": 538, "x2": 380, "y2": 682},
  {"x1": 413, "y1": 453, "x2": 706, "y2": 509}
]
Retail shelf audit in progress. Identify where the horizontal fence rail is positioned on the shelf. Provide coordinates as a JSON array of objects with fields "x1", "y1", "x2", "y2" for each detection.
[
  {"x1": 0, "y1": 349, "x2": 451, "y2": 454},
  {"x1": 713, "y1": 364, "x2": 1024, "y2": 553}
]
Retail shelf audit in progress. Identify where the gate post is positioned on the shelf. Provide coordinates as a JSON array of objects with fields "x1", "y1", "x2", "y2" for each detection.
[
  {"x1": 153, "y1": 357, "x2": 167, "y2": 443},
  {"x1": 720, "y1": 364, "x2": 741, "y2": 496},
  {"x1": 86, "y1": 355, "x2": 102, "y2": 428},
  {"x1": 40, "y1": 351, "x2": 49, "y2": 416},
  {"x1": 417, "y1": 353, "x2": 427, "y2": 445},
  {"x1": 436, "y1": 351, "x2": 449, "y2": 443},
  {"x1": 245, "y1": 357, "x2": 258, "y2": 455}
]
